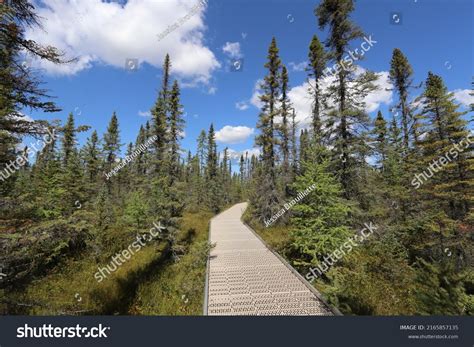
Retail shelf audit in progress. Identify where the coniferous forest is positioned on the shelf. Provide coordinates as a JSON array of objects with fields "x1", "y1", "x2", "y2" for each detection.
[{"x1": 0, "y1": 0, "x2": 472, "y2": 316}]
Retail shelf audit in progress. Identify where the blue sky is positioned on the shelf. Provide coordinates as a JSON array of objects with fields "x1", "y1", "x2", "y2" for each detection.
[{"x1": 24, "y1": 0, "x2": 473, "y2": 162}]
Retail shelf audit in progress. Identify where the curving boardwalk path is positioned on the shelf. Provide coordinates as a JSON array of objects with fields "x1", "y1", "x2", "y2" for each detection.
[{"x1": 205, "y1": 202, "x2": 337, "y2": 316}]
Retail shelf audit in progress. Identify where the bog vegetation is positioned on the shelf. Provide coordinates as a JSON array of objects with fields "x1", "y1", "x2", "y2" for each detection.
[{"x1": 0, "y1": 0, "x2": 472, "y2": 315}]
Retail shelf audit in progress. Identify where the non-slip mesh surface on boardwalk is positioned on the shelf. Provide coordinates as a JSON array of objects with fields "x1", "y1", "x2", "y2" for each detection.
[{"x1": 206, "y1": 203, "x2": 334, "y2": 316}]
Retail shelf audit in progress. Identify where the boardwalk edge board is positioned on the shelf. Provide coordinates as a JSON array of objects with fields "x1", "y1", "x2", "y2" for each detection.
[{"x1": 203, "y1": 205, "x2": 229, "y2": 316}]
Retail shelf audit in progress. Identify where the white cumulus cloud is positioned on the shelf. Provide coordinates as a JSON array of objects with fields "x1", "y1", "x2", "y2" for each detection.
[
  {"x1": 287, "y1": 81, "x2": 313, "y2": 127},
  {"x1": 452, "y1": 89, "x2": 474, "y2": 107},
  {"x1": 26, "y1": 0, "x2": 220, "y2": 85},
  {"x1": 222, "y1": 42, "x2": 242, "y2": 59},
  {"x1": 235, "y1": 101, "x2": 249, "y2": 111},
  {"x1": 138, "y1": 110, "x2": 151, "y2": 117},
  {"x1": 364, "y1": 71, "x2": 393, "y2": 112},
  {"x1": 215, "y1": 125, "x2": 254, "y2": 144},
  {"x1": 289, "y1": 61, "x2": 308, "y2": 72},
  {"x1": 250, "y1": 79, "x2": 264, "y2": 109},
  {"x1": 226, "y1": 147, "x2": 260, "y2": 161}
]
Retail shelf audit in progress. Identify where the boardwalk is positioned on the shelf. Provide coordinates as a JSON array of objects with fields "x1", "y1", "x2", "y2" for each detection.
[{"x1": 205, "y1": 202, "x2": 337, "y2": 316}]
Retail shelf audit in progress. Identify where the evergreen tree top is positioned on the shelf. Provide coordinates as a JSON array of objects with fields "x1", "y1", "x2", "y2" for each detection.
[
  {"x1": 389, "y1": 48, "x2": 413, "y2": 86},
  {"x1": 308, "y1": 34, "x2": 326, "y2": 78},
  {"x1": 316, "y1": 0, "x2": 363, "y2": 55}
]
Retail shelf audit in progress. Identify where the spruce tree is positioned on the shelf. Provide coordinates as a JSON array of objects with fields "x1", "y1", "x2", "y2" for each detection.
[
  {"x1": 0, "y1": 0, "x2": 66, "y2": 140},
  {"x1": 415, "y1": 258, "x2": 468, "y2": 315},
  {"x1": 206, "y1": 124, "x2": 220, "y2": 213},
  {"x1": 134, "y1": 125, "x2": 147, "y2": 177},
  {"x1": 82, "y1": 130, "x2": 101, "y2": 183},
  {"x1": 56, "y1": 114, "x2": 87, "y2": 214},
  {"x1": 123, "y1": 190, "x2": 148, "y2": 229},
  {"x1": 151, "y1": 55, "x2": 171, "y2": 174},
  {"x1": 185, "y1": 150, "x2": 193, "y2": 183},
  {"x1": 30, "y1": 126, "x2": 63, "y2": 219},
  {"x1": 372, "y1": 111, "x2": 389, "y2": 170},
  {"x1": 417, "y1": 72, "x2": 472, "y2": 220},
  {"x1": 389, "y1": 48, "x2": 414, "y2": 148},
  {"x1": 194, "y1": 129, "x2": 208, "y2": 205},
  {"x1": 118, "y1": 142, "x2": 134, "y2": 193},
  {"x1": 167, "y1": 80, "x2": 185, "y2": 182},
  {"x1": 61, "y1": 113, "x2": 76, "y2": 166},
  {"x1": 103, "y1": 112, "x2": 121, "y2": 170},
  {"x1": 61, "y1": 149, "x2": 84, "y2": 215},
  {"x1": 291, "y1": 158, "x2": 352, "y2": 268},
  {"x1": 279, "y1": 65, "x2": 292, "y2": 195},
  {"x1": 221, "y1": 147, "x2": 231, "y2": 205},
  {"x1": 290, "y1": 109, "x2": 298, "y2": 177},
  {"x1": 239, "y1": 154, "x2": 245, "y2": 185},
  {"x1": 299, "y1": 129, "x2": 310, "y2": 171},
  {"x1": 383, "y1": 116, "x2": 406, "y2": 214},
  {"x1": 187, "y1": 154, "x2": 202, "y2": 211},
  {"x1": 315, "y1": 0, "x2": 378, "y2": 198},
  {"x1": 254, "y1": 38, "x2": 283, "y2": 222},
  {"x1": 197, "y1": 130, "x2": 207, "y2": 176},
  {"x1": 307, "y1": 34, "x2": 326, "y2": 143}
]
